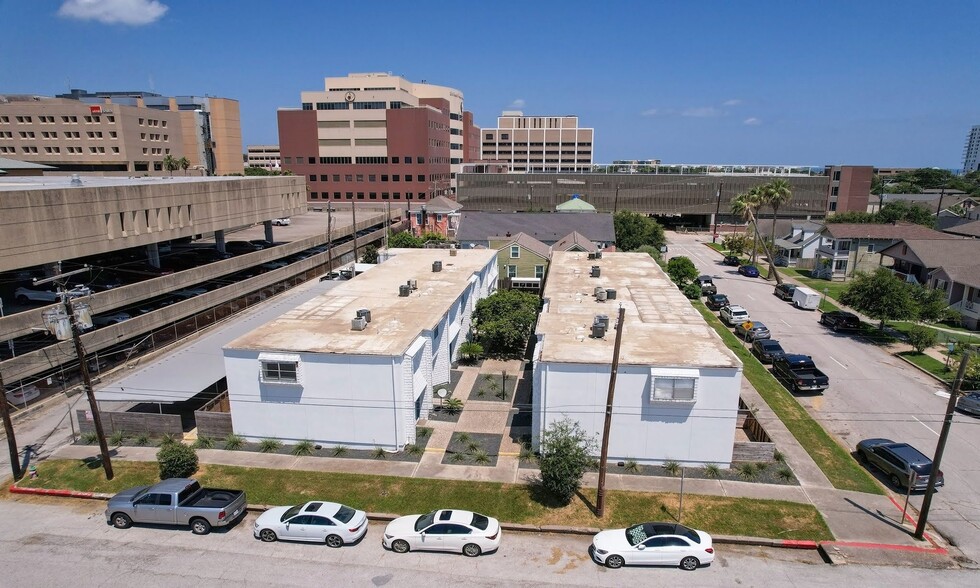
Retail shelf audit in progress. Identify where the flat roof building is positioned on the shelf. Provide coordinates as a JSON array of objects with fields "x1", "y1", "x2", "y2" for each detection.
[
  {"x1": 480, "y1": 112, "x2": 594, "y2": 173},
  {"x1": 532, "y1": 251, "x2": 743, "y2": 466},
  {"x1": 223, "y1": 248, "x2": 498, "y2": 450},
  {"x1": 245, "y1": 144, "x2": 281, "y2": 171}
]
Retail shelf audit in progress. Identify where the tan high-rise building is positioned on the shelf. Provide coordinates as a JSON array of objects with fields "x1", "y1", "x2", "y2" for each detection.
[{"x1": 480, "y1": 112, "x2": 594, "y2": 173}]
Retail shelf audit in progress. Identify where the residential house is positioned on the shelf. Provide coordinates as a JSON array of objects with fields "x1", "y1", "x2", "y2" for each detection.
[
  {"x1": 488, "y1": 232, "x2": 551, "y2": 293},
  {"x1": 410, "y1": 195, "x2": 462, "y2": 239},
  {"x1": 552, "y1": 231, "x2": 598, "y2": 253},
  {"x1": 942, "y1": 218, "x2": 980, "y2": 239},
  {"x1": 456, "y1": 211, "x2": 615, "y2": 249},
  {"x1": 772, "y1": 220, "x2": 824, "y2": 267},
  {"x1": 878, "y1": 239, "x2": 980, "y2": 284},
  {"x1": 812, "y1": 223, "x2": 958, "y2": 280},
  {"x1": 928, "y1": 263, "x2": 980, "y2": 330}
]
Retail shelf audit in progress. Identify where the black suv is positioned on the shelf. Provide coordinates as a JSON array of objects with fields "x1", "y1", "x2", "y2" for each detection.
[
  {"x1": 751, "y1": 339, "x2": 785, "y2": 364},
  {"x1": 819, "y1": 310, "x2": 861, "y2": 331},
  {"x1": 705, "y1": 293, "x2": 729, "y2": 310},
  {"x1": 722, "y1": 255, "x2": 740, "y2": 266},
  {"x1": 856, "y1": 438, "x2": 943, "y2": 491},
  {"x1": 773, "y1": 283, "x2": 796, "y2": 300}
]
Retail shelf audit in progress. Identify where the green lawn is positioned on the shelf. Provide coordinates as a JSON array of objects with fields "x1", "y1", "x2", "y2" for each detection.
[
  {"x1": 694, "y1": 303, "x2": 883, "y2": 495},
  {"x1": 778, "y1": 268, "x2": 848, "y2": 300},
  {"x1": 14, "y1": 459, "x2": 833, "y2": 541},
  {"x1": 889, "y1": 322, "x2": 980, "y2": 347},
  {"x1": 897, "y1": 351, "x2": 955, "y2": 384}
]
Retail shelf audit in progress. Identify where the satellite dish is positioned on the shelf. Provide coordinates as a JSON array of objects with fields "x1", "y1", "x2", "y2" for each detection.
[{"x1": 437, "y1": 388, "x2": 448, "y2": 398}]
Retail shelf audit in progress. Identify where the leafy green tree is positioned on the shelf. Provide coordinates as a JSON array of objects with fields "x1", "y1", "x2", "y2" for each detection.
[
  {"x1": 162, "y1": 154, "x2": 179, "y2": 174},
  {"x1": 722, "y1": 233, "x2": 749, "y2": 256},
  {"x1": 906, "y1": 325, "x2": 937, "y2": 353},
  {"x1": 961, "y1": 353, "x2": 980, "y2": 389},
  {"x1": 826, "y1": 211, "x2": 877, "y2": 224},
  {"x1": 912, "y1": 285, "x2": 952, "y2": 323},
  {"x1": 877, "y1": 201, "x2": 934, "y2": 227},
  {"x1": 666, "y1": 256, "x2": 699, "y2": 286},
  {"x1": 360, "y1": 244, "x2": 379, "y2": 264},
  {"x1": 613, "y1": 210, "x2": 666, "y2": 251},
  {"x1": 633, "y1": 245, "x2": 661, "y2": 259},
  {"x1": 473, "y1": 290, "x2": 539, "y2": 357},
  {"x1": 537, "y1": 418, "x2": 597, "y2": 506},
  {"x1": 157, "y1": 442, "x2": 198, "y2": 480},
  {"x1": 457, "y1": 341, "x2": 484, "y2": 364},
  {"x1": 840, "y1": 268, "x2": 918, "y2": 329},
  {"x1": 387, "y1": 231, "x2": 424, "y2": 248},
  {"x1": 420, "y1": 231, "x2": 447, "y2": 244}
]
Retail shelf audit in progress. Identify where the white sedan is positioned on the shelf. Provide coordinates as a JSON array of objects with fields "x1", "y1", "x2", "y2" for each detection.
[
  {"x1": 591, "y1": 522, "x2": 714, "y2": 570},
  {"x1": 253, "y1": 501, "x2": 367, "y2": 547},
  {"x1": 383, "y1": 509, "x2": 501, "y2": 557}
]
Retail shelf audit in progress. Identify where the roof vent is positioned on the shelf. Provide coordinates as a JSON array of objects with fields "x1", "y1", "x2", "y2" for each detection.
[
  {"x1": 399, "y1": 284, "x2": 411, "y2": 297},
  {"x1": 605, "y1": 288, "x2": 617, "y2": 300},
  {"x1": 408, "y1": 279, "x2": 418, "y2": 290},
  {"x1": 70, "y1": 174, "x2": 83, "y2": 187},
  {"x1": 596, "y1": 289, "x2": 607, "y2": 302},
  {"x1": 594, "y1": 314, "x2": 609, "y2": 329},
  {"x1": 356, "y1": 308, "x2": 372, "y2": 323},
  {"x1": 432, "y1": 260, "x2": 442, "y2": 272},
  {"x1": 595, "y1": 250, "x2": 603, "y2": 259},
  {"x1": 449, "y1": 246, "x2": 458, "y2": 257},
  {"x1": 591, "y1": 323, "x2": 606, "y2": 339},
  {"x1": 588, "y1": 252, "x2": 596, "y2": 260},
  {"x1": 590, "y1": 265, "x2": 600, "y2": 278},
  {"x1": 351, "y1": 316, "x2": 367, "y2": 331},
  {"x1": 593, "y1": 286, "x2": 605, "y2": 297}
]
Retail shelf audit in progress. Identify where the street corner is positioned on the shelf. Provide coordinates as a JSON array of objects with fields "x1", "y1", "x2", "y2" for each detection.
[{"x1": 817, "y1": 540, "x2": 959, "y2": 569}]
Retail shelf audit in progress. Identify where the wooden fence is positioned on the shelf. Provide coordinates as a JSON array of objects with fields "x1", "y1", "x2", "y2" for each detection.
[{"x1": 76, "y1": 409, "x2": 182, "y2": 437}]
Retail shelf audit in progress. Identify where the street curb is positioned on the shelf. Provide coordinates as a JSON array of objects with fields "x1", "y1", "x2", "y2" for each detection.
[{"x1": 893, "y1": 353, "x2": 952, "y2": 387}]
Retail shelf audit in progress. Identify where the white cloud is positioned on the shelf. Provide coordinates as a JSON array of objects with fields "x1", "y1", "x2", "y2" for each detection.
[
  {"x1": 743, "y1": 117, "x2": 762, "y2": 125},
  {"x1": 58, "y1": 0, "x2": 169, "y2": 26},
  {"x1": 641, "y1": 108, "x2": 660, "y2": 117},
  {"x1": 681, "y1": 106, "x2": 722, "y2": 118},
  {"x1": 508, "y1": 98, "x2": 526, "y2": 109},
  {"x1": 723, "y1": 99, "x2": 742, "y2": 106}
]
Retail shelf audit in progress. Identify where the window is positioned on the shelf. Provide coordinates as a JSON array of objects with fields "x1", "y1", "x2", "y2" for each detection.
[
  {"x1": 320, "y1": 175, "x2": 329, "y2": 181},
  {"x1": 393, "y1": 175, "x2": 400, "y2": 182},
  {"x1": 867, "y1": 243, "x2": 875, "y2": 253},
  {"x1": 833, "y1": 171, "x2": 841, "y2": 181},
  {"x1": 405, "y1": 156, "x2": 412, "y2": 164},
  {"x1": 834, "y1": 259, "x2": 848, "y2": 272},
  {"x1": 261, "y1": 360, "x2": 298, "y2": 384},
  {"x1": 310, "y1": 193, "x2": 319, "y2": 199},
  {"x1": 651, "y1": 377, "x2": 696, "y2": 402},
  {"x1": 501, "y1": 133, "x2": 509, "y2": 140},
  {"x1": 507, "y1": 265, "x2": 517, "y2": 278},
  {"x1": 831, "y1": 187, "x2": 839, "y2": 196},
  {"x1": 535, "y1": 265, "x2": 544, "y2": 278},
  {"x1": 356, "y1": 174, "x2": 364, "y2": 182},
  {"x1": 332, "y1": 174, "x2": 340, "y2": 182},
  {"x1": 835, "y1": 240, "x2": 851, "y2": 252},
  {"x1": 309, "y1": 174, "x2": 316, "y2": 182},
  {"x1": 369, "y1": 174, "x2": 376, "y2": 182},
  {"x1": 381, "y1": 175, "x2": 388, "y2": 182},
  {"x1": 485, "y1": 133, "x2": 493, "y2": 140},
  {"x1": 510, "y1": 245, "x2": 520, "y2": 259},
  {"x1": 417, "y1": 156, "x2": 424, "y2": 164},
  {"x1": 392, "y1": 157, "x2": 400, "y2": 164},
  {"x1": 345, "y1": 174, "x2": 353, "y2": 182},
  {"x1": 417, "y1": 175, "x2": 425, "y2": 182}
]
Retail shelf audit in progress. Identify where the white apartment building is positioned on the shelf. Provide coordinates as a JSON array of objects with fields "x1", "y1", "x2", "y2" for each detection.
[
  {"x1": 223, "y1": 248, "x2": 498, "y2": 450},
  {"x1": 481, "y1": 112, "x2": 594, "y2": 173},
  {"x1": 246, "y1": 144, "x2": 281, "y2": 171},
  {"x1": 532, "y1": 251, "x2": 743, "y2": 467}
]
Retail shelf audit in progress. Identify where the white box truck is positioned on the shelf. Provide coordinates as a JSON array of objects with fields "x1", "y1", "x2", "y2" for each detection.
[{"x1": 792, "y1": 286, "x2": 821, "y2": 310}]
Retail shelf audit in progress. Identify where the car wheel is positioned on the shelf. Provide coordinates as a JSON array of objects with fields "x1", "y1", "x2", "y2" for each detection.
[
  {"x1": 832, "y1": 324, "x2": 840, "y2": 332},
  {"x1": 326, "y1": 534, "x2": 344, "y2": 548},
  {"x1": 680, "y1": 556, "x2": 700, "y2": 571},
  {"x1": 259, "y1": 529, "x2": 277, "y2": 542},
  {"x1": 463, "y1": 543, "x2": 482, "y2": 557},
  {"x1": 605, "y1": 554, "x2": 625, "y2": 569},
  {"x1": 191, "y1": 518, "x2": 212, "y2": 535},
  {"x1": 111, "y1": 513, "x2": 133, "y2": 529},
  {"x1": 391, "y1": 539, "x2": 410, "y2": 553},
  {"x1": 890, "y1": 474, "x2": 903, "y2": 489},
  {"x1": 15, "y1": 295, "x2": 29, "y2": 305},
  {"x1": 857, "y1": 451, "x2": 868, "y2": 464}
]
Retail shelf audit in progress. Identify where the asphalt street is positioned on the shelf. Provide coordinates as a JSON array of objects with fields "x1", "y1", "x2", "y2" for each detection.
[
  {"x1": 0, "y1": 498, "x2": 974, "y2": 587},
  {"x1": 667, "y1": 232, "x2": 980, "y2": 564}
]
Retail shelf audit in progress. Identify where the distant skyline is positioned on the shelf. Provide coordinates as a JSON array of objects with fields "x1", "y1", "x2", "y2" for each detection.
[{"x1": 1, "y1": 0, "x2": 978, "y2": 168}]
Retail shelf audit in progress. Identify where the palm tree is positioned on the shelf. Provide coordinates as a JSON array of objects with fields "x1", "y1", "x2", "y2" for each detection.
[
  {"x1": 178, "y1": 156, "x2": 190, "y2": 175},
  {"x1": 762, "y1": 179, "x2": 792, "y2": 281},
  {"x1": 733, "y1": 187, "x2": 763, "y2": 263},
  {"x1": 162, "y1": 154, "x2": 179, "y2": 175}
]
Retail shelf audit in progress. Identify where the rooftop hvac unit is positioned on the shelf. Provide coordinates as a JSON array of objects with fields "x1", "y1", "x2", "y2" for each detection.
[
  {"x1": 590, "y1": 265, "x2": 600, "y2": 278},
  {"x1": 596, "y1": 289, "x2": 607, "y2": 302},
  {"x1": 408, "y1": 279, "x2": 418, "y2": 290},
  {"x1": 606, "y1": 288, "x2": 617, "y2": 300},
  {"x1": 449, "y1": 247, "x2": 458, "y2": 256},
  {"x1": 356, "y1": 308, "x2": 372, "y2": 323},
  {"x1": 351, "y1": 316, "x2": 367, "y2": 331},
  {"x1": 399, "y1": 284, "x2": 411, "y2": 297},
  {"x1": 591, "y1": 323, "x2": 606, "y2": 339},
  {"x1": 594, "y1": 314, "x2": 609, "y2": 329},
  {"x1": 595, "y1": 250, "x2": 603, "y2": 259},
  {"x1": 593, "y1": 286, "x2": 605, "y2": 297},
  {"x1": 432, "y1": 260, "x2": 443, "y2": 272},
  {"x1": 588, "y1": 252, "x2": 596, "y2": 260}
]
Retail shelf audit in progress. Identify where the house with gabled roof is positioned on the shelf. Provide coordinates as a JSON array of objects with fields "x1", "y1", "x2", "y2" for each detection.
[
  {"x1": 772, "y1": 220, "x2": 824, "y2": 267},
  {"x1": 811, "y1": 222, "x2": 959, "y2": 280},
  {"x1": 488, "y1": 232, "x2": 552, "y2": 293},
  {"x1": 552, "y1": 231, "x2": 597, "y2": 253},
  {"x1": 878, "y1": 238, "x2": 980, "y2": 285},
  {"x1": 942, "y1": 218, "x2": 980, "y2": 239},
  {"x1": 456, "y1": 211, "x2": 615, "y2": 249},
  {"x1": 927, "y1": 263, "x2": 980, "y2": 330},
  {"x1": 411, "y1": 195, "x2": 462, "y2": 239}
]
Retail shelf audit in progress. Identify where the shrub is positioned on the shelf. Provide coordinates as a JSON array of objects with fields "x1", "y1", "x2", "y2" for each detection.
[
  {"x1": 466, "y1": 440, "x2": 482, "y2": 453},
  {"x1": 737, "y1": 462, "x2": 757, "y2": 480},
  {"x1": 443, "y1": 397, "x2": 464, "y2": 415},
  {"x1": 663, "y1": 460, "x2": 681, "y2": 477},
  {"x1": 907, "y1": 325, "x2": 938, "y2": 353},
  {"x1": 109, "y1": 430, "x2": 126, "y2": 446},
  {"x1": 458, "y1": 341, "x2": 484, "y2": 364},
  {"x1": 518, "y1": 444, "x2": 536, "y2": 464},
  {"x1": 623, "y1": 458, "x2": 640, "y2": 474},
  {"x1": 259, "y1": 438, "x2": 282, "y2": 453},
  {"x1": 777, "y1": 467, "x2": 794, "y2": 481},
  {"x1": 134, "y1": 433, "x2": 150, "y2": 447},
  {"x1": 223, "y1": 434, "x2": 244, "y2": 451},
  {"x1": 472, "y1": 449, "x2": 491, "y2": 465},
  {"x1": 681, "y1": 281, "x2": 702, "y2": 300},
  {"x1": 372, "y1": 446, "x2": 388, "y2": 460},
  {"x1": 331, "y1": 445, "x2": 349, "y2": 457},
  {"x1": 292, "y1": 440, "x2": 315, "y2": 456},
  {"x1": 755, "y1": 461, "x2": 770, "y2": 472},
  {"x1": 449, "y1": 452, "x2": 467, "y2": 463},
  {"x1": 160, "y1": 432, "x2": 179, "y2": 446},
  {"x1": 537, "y1": 418, "x2": 598, "y2": 506},
  {"x1": 455, "y1": 431, "x2": 472, "y2": 444},
  {"x1": 81, "y1": 432, "x2": 99, "y2": 445},
  {"x1": 404, "y1": 443, "x2": 424, "y2": 457},
  {"x1": 703, "y1": 463, "x2": 721, "y2": 479},
  {"x1": 416, "y1": 427, "x2": 431, "y2": 439},
  {"x1": 193, "y1": 436, "x2": 214, "y2": 450},
  {"x1": 772, "y1": 449, "x2": 785, "y2": 463},
  {"x1": 156, "y1": 442, "x2": 198, "y2": 480}
]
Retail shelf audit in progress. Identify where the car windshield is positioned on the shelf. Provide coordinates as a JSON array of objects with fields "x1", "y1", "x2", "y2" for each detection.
[
  {"x1": 762, "y1": 341, "x2": 782, "y2": 350},
  {"x1": 415, "y1": 511, "x2": 437, "y2": 532},
  {"x1": 280, "y1": 505, "x2": 303, "y2": 522},
  {"x1": 471, "y1": 513, "x2": 489, "y2": 530},
  {"x1": 333, "y1": 505, "x2": 357, "y2": 524}
]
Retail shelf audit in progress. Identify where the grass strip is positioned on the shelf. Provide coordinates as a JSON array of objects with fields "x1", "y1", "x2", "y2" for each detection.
[
  {"x1": 694, "y1": 303, "x2": 883, "y2": 495},
  {"x1": 16, "y1": 459, "x2": 833, "y2": 541},
  {"x1": 897, "y1": 351, "x2": 954, "y2": 384}
]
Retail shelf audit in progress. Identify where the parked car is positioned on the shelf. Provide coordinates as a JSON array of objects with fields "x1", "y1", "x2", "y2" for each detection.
[
  {"x1": 225, "y1": 241, "x2": 262, "y2": 255},
  {"x1": 956, "y1": 391, "x2": 980, "y2": 416},
  {"x1": 696, "y1": 275, "x2": 717, "y2": 296},
  {"x1": 791, "y1": 286, "x2": 820, "y2": 310},
  {"x1": 751, "y1": 339, "x2": 785, "y2": 364},
  {"x1": 5, "y1": 384, "x2": 41, "y2": 406},
  {"x1": 253, "y1": 501, "x2": 367, "y2": 547},
  {"x1": 105, "y1": 478, "x2": 247, "y2": 535},
  {"x1": 856, "y1": 438, "x2": 944, "y2": 491},
  {"x1": 722, "y1": 255, "x2": 740, "y2": 266},
  {"x1": 772, "y1": 354, "x2": 830, "y2": 393},
  {"x1": 705, "y1": 294, "x2": 729, "y2": 311},
  {"x1": 272, "y1": 217, "x2": 291, "y2": 226},
  {"x1": 250, "y1": 239, "x2": 276, "y2": 249},
  {"x1": 92, "y1": 311, "x2": 132, "y2": 327},
  {"x1": 773, "y1": 283, "x2": 796, "y2": 300},
  {"x1": 383, "y1": 509, "x2": 501, "y2": 557},
  {"x1": 719, "y1": 305, "x2": 750, "y2": 326},
  {"x1": 590, "y1": 522, "x2": 714, "y2": 570},
  {"x1": 737, "y1": 265, "x2": 760, "y2": 278},
  {"x1": 14, "y1": 285, "x2": 90, "y2": 304},
  {"x1": 172, "y1": 287, "x2": 208, "y2": 300},
  {"x1": 187, "y1": 248, "x2": 234, "y2": 263},
  {"x1": 734, "y1": 321, "x2": 770, "y2": 341},
  {"x1": 260, "y1": 261, "x2": 288, "y2": 270},
  {"x1": 819, "y1": 310, "x2": 861, "y2": 331}
]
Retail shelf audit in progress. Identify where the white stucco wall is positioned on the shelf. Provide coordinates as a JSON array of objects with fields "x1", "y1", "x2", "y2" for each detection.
[{"x1": 532, "y1": 361, "x2": 742, "y2": 467}]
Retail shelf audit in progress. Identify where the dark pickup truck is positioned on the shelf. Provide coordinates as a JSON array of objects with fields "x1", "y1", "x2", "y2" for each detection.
[
  {"x1": 106, "y1": 478, "x2": 247, "y2": 535},
  {"x1": 772, "y1": 354, "x2": 830, "y2": 393}
]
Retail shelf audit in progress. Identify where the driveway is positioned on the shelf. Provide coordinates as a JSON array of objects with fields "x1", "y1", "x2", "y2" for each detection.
[{"x1": 667, "y1": 232, "x2": 980, "y2": 566}]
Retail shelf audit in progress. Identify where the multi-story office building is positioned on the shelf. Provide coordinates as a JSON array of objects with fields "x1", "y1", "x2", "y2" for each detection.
[
  {"x1": 964, "y1": 125, "x2": 980, "y2": 174},
  {"x1": 824, "y1": 165, "x2": 873, "y2": 213},
  {"x1": 56, "y1": 89, "x2": 243, "y2": 176},
  {"x1": 480, "y1": 112, "x2": 594, "y2": 173},
  {"x1": 278, "y1": 73, "x2": 479, "y2": 204},
  {"x1": 245, "y1": 144, "x2": 281, "y2": 171}
]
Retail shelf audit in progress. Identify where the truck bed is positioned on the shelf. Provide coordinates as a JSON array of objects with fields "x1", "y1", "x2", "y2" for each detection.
[{"x1": 181, "y1": 488, "x2": 244, "y2": 509}]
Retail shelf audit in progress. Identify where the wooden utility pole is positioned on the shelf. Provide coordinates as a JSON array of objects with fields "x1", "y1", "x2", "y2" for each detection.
[
  {"x1": 0, "y1": 370, "x2": 23, "y2": 480},
  {"x1": 596, "y1": 305, "x2": 626, "y2": 517}
]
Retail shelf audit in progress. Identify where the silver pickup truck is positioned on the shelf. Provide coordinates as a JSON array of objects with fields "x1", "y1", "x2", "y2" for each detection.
[{"x1": 105, "y1": 478, "x2": 247, "y2": 535}]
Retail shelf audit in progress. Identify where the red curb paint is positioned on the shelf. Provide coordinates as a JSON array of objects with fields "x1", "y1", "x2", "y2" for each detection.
[
  {"x1": 778, "y1": 539, "x2": 818, "y2": 549},
  {"x1": 9, "y1": 485, "x2": 95, "y2": 499},
  {"x1": 886, "y1": 495, "x2": 941, "y2": 549},
  {"x1": 822, "y1": 540, "x2": 947, "y2": 555}
]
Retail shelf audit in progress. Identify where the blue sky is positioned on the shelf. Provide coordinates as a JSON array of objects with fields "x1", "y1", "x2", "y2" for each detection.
[{"x1": 2, "y1": 0, "x2": 977, "y2": 168}]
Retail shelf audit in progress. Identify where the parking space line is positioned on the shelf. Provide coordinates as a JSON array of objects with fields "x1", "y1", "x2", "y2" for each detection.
[
  {"x1": 913, "y1": 416, "x2": 940, "y2": 436},
  {"x1": 829, "y1": 356, "x2": 848, "y2": 369},
  {"x1": 780, "y1": 319, "x2": 792, "y2": 326}
]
